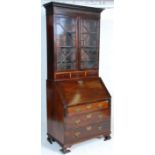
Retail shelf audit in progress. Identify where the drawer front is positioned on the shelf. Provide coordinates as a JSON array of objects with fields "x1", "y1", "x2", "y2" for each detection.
[
  {"x1": 67, "y1": 100, "x2": 109, "y2": 116},
  {"x1": 65, "y1": 109, "x2": 110, "y2": 130},
  {"x1": 86, "y1": 70, "x2": 98, "y2": 77},
  {"x1": 65, "y1": 121, "x2": 110, "y2": 144},
  {"x1": 55, "y1": 73, "x2": 70, "y2": 79},
  {"x1": 71, "y1": 72, "x2": 85, "y2": 78}
]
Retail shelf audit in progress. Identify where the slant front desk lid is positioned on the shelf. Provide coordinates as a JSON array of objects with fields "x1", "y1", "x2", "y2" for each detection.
[{"x1": 55, "y1": 78, "x2": 111, "y2": 106}]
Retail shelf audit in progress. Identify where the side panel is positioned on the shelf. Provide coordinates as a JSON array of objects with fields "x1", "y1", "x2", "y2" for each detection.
[
  {"x1": 46, "y1": 9, "x2": 55, "y2": 79},
  {"x1": 46, "y1": 80, "x2": 65, "y2": 144}
]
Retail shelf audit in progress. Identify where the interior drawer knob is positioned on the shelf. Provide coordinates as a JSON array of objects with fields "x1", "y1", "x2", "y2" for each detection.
[
  {"x1": 75, "y1": 119, "x2": 81, "y2": 124},
  {"x1": 86, "y1": 126, "x2": 92, "y2": 131},
  {"x1": 86, "y1": 114, "x2": 92, "y2": 119},
  {"x1": 75, "y1": 132, "x2": 80, "y2": 137}
]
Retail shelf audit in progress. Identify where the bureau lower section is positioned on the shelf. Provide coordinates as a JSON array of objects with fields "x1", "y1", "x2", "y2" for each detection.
[{"x1": 46, "y1": 78, "x2": 111, "y2": 153}]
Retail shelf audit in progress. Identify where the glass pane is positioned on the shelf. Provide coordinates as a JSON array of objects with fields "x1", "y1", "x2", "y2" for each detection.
[
  {"x1": 81, "y1": 19, "x2": 97, "y2": 33},
  {"x1": 55, "y1": 16, "x2": 77, "y2": 71},
  {"x1": 80, "y1": 19, "x2": 98, "y2": 47},
  {"x1": 80, "y1": 19, "x2": 98, "y2": 69},
  {"x1": 80, "y1": 48, "x2": 98, "y2": 69},
  {"x1": 81, "y1": 33, "x2": 97, "y2": 47},
  {"x1": 56, "y1": 17, "x2": 76, "y2": 47},
  {"x1": 57, "y1": 47, "x2": 76, "y2": 70}
]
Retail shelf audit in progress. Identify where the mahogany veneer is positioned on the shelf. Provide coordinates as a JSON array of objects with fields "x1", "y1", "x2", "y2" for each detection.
[{"x1": 44, "y1": 2, "x2": 111, "y2": 153}]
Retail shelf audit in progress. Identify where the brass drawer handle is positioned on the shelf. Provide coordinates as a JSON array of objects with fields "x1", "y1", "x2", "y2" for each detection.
[
  {"x1": 75, "y1": 108, "x2": 81, "y2": 112},
  {"x1": 98, "y1": 126, "x2": 102, "y2": 131},
  {"x1": 86, "y1": 114, "x2": 92, "y2": 119},
  {"x1": 86, "y1": 126, "x2": 92, "y2": 131},
  {"x1": 75, "y1": 132, "x2": 80, "y2": 137},
  {"x1": 98, "y1": 114, "x2": 103, "y2": 118},
  {"x1": 86, "y1": 105, "x2": 92, "y2": 109},
  {"x1": 75, "y1": 119, "x2": 81, "y2": 124}
]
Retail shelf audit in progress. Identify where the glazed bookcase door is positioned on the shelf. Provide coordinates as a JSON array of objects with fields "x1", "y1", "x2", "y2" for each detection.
[
  {"x1": 79, "y1": 18, "x2": 99, "y2": 69},
  {"x1": 55, "y1": 16, "x2": 78, "y2": 71}
]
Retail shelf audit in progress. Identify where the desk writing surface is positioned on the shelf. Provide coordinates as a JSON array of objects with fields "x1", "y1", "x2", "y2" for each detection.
[{"x1": 55, "y1": 78, "x2": 110, "y2": 106}]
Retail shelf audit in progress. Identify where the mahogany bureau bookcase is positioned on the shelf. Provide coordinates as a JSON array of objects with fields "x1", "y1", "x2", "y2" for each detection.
[{"x1": 43, "y1": 2, "x2": 111, "y2": 153}]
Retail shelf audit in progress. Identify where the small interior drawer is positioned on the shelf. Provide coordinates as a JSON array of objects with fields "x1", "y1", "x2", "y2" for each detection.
[
  {"x1": 86, "y1": 70, "x2": 98, "y2": 77},
  {"x1": 55, "y1": 73, "x2": 70, "y2": 79},
  {"x1": 71, "y1": 72, "x2": 85, "y2": 78}
]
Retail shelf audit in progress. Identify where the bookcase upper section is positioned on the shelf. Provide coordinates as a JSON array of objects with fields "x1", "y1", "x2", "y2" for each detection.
[{"x1": 44, "y1": 2, "x2": 104, "y2": 80}]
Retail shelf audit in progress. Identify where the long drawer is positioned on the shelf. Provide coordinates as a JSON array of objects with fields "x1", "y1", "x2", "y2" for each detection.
[
  {"x1": 65, "y1": 121, "x2": 110, "y2": 144},
  {"x1": 65, "y1": 109, "x2": 110, "y2": 130},
  {"x1": 67, "y1": 100, "x2": 109, "y2": 116}
]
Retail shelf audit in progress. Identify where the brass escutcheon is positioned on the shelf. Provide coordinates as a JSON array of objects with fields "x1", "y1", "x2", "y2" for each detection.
[{"x1": 78, "y1": 80, "x2": 83, "y2": 85}]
